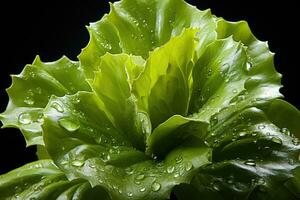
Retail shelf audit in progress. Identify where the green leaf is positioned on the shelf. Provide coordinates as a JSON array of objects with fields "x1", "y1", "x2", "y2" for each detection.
[
  {"x1": 0, "y1": 56, "x2": 90, "y2": 146},
  {"x1": 42, "y1": 91, "x2": 211, "y2": 200},
  {"x1": 188, "y1": 36, "x2": 282, "y2": 124},
  {"x1": 175, "y1": 104, "x2": 300, "y2": 200},
  {"x1": 78, "y1": 0, "x2": 216, "y2": 78},
  {"x1": 133, "y1": 28, "x2": 196, "y2": 128},
  {"x1": 262, "y1": 99, "x2": 300, "y2": 139},
  {"x1": 146, "y1": 115, "x2": 208, "y2": 158},
  {"x1": 0, "y1": 160, "x2": 110, "y2": 200},
  {"x1": 90, "y1": 53, "x2": 147, "y2": 150}
]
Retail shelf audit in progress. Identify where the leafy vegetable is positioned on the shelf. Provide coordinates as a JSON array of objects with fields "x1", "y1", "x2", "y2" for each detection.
[{"x1": 1, "y1": 0, "x2": 299, "y2": 199}]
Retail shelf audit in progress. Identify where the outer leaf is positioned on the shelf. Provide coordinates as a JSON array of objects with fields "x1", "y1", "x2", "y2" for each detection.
[
  {"x1": 0, "y1": 160, "x2": 110, "y2": 200},
  {"x1": 262, "y1": 99, "x2": 300, "y2": 139},
  {"x1": 0, "y1": 56, "x2": 90, "y2": 146},
  {"x1": 78, "y1": 0, "x2": 216, "y2": 78},
  {"x1": 42, "y1": 91, "x2": 211, "y2": 200},
  {"x1": 188, "y1": 36, "x2": 282, "y2": 124},
  {"x1": 175, "y1": 104, "x2": 300, "y2": 200}
]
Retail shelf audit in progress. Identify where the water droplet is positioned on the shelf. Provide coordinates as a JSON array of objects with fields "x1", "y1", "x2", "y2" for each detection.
[
  {"x1": 251, "y1": 132, "x2": 258, "y2": 137},
  {"x1": 211, "y1": 116, "x2": 218, "y2": 126},
  {"x1": 288, "y1": 159, "x2": 295, "y2": 165},
  {"x1": 18, "y1": 113, "x2": 32, "y2": 125},
  {"x1": 227, "y1": 176, "x2": 234, "y2": 184},
  {"x1": 292, "y1": 138, "x2": 299, "y2": 146},
  {"x1": 36, "y1": 87, "x2": 42, "y2": 94},
  {"x1": 175, "y1": 156, "x2": 183, "y2": 164},
  {"x1": 281, "y1": 128, "x2": 290, "y2": 136},
  {"x1": 151, "y1": 182, "x2": 161, "y2": 192},
  {"x1": 135, "y1": 174, "x2": 145, "y2": 180},
  {"x1": 257, "y1": 178, "x2": 265, "y2": 185},
  {"x1": 185, "y1": 162, "x2": 193, "y2": 171},
  {"x1": 58, "y1": 118, "x2": 80, "y2": 132},
  {"x1": 239, "y1": 132, "x2": 247, "y2": 137},
  {"x1": 89, "y1": 163, "x2": 96, "y2": 168},
  {"x1": 74, "y1": 97, "x2": 80, "y2": 104},
  {"x1": 258, "y1": 124, "x2": 265, "y2": 130},
  {"x1": 271, "y1": 137, "x2": 282, "y2": 145},
  {"x1": 244, "y1": 159, "x2": 256, "y2": 167},
  {"x1": 71, "y1": 160, "x2": 84, "y2": 167},
  {"x1": 127, "y1": 192, "x2": 133, "y2": 197},
  {"x1": 174, "y1": 173, "x2": 180, "y2": 178},
  {"x1": 134, "y1": 180, "x2": 141, "y2": 185},
  {"x1": 207, "y1": 69, "x2": 212, "y2": 77},
  {"x1": 51, "y1": 102, "x2": 64, "y2": 113},
  {"x1": 125, "y1": 167, "x2": 133, "y2": 175},
  {"x1": 96, "y1": 136, "x2": 102, "y2": 144},
  {"x1": 167, "y1": 166, "x2": 175, "y2": 174},
  {"x1": 232, "y1": 89, "x2": 238, "y2": 94},
  {"x1": 101, "y1": 153, "x2": 110, "y2": 162},
  {"x1": 246, "y1": 62, "x2": 253, "y2": 71},
  {"x1": 212, "y1": 183, "x2": 220, "y2": 191},
  {"x1": 140, "y1": 187, "x2": 146, "y2": 192},
  {"x1": 24, "y1": 97, "x2": 34, "y2": 105}
]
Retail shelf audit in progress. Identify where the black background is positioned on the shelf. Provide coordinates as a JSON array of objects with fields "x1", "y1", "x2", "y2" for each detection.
[{"x1": 0, "y1": 0, "x2": 298, "y2": 187}]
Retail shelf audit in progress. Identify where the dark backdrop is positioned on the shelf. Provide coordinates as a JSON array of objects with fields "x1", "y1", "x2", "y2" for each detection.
[{"x1": 0, "y1": 0, "x2": 298, "y2": 190}]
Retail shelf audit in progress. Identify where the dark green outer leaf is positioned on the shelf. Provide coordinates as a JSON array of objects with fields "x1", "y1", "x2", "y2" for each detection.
[
  {"x1": 0, "y1": 160, "x2": 110, "y2": 200},
  {"x1": 175, "y1": 102, "x2": 300, "y2": 200}
]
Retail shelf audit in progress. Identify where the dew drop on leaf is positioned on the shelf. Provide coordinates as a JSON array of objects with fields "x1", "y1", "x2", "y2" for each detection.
[
  {"x1": 244, "y1": 159, "x2": 256, "y2": 167},
  {"x1": 212, "y1": 183, "x2": 220, "y2": 191},
  {"x1": 246, "y1": 62, "x2": 253, "y2": 71},
  {"x1": 292, "y1": 138, "x2": 299, "y2": 146},
  {"x1": 211, "y1": 116, "x2": 218, "y2": 126},
  {"x1": 288, "y1": 159, "x2": 295, "y2": 165},
  {"x1": 127, "y1": 192, "x2": 133, "y2": 197},
  {"x1": 125, "y1": 167, "x2": 134, "y2": 175},
  {"x1": 232, "y1": 89, "x2": 238, "y2": 94},
  {"x1": 281, "y1": 128, "x2": 290, "y2": 136},
  {"x1": 251, "y1": 132, "x2": 258, "y2": 137},
  {"x1": 51, "y1": 102, "x2": 64, "y2": 113},
  {"x1": 71, "y1": 160, "x2": 84, "y2": 167},
  {"x1": 257, "y1": 178, "x2": 265, "y2": 185},
  {"x1": 175, "y1": 156, "x2": 183, "y2": 164},
  {"x1": 140, "y1": 187, "x2": 146, "y2": 192},
  {"x1": 151, "y1": 182, "x2": 161, "y2": 192},
  {"x1": 96, "y1": 136, "x2": 102, "y2": 144},
  {"x1": 185, "y1": 162, "x2": 193, "y2": 171},
  {"x1": 24, "y1": 97, "x2": 34, "y2": 105},
  {"x1": 271, "y1": 137, "x2": 282, "y2": 145},
  {"x1": 167, "y1": 166, "x2": 175, "y2": 174},
  {"x1": 58, "y1": 118, "x2": 80, "y2": 132},
  {"x1": 239, "y1": 132, "x2": 247, "y2": 137},
  {"x1": 18, "y1": 113, "x2": 32, "y2": 125},
  {"x1": 135, "y1": 174, "x2": 145, "y2": 180},
  {"x1": 258, "y1": 124, "x2": 265, "y2": 130},
  {"x1": 89, "y1": 163, "x2": 96, "y2": 168}
]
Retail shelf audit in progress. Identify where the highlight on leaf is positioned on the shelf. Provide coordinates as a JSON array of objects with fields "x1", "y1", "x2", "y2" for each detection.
[{"x1": 0, "y1": 0, "x2": 299, "y2": 200}]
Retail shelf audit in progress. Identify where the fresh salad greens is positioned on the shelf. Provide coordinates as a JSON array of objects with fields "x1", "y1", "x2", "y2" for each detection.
[{"x1": 1, "y1": 0, "x2": 299, "y2": 199}]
